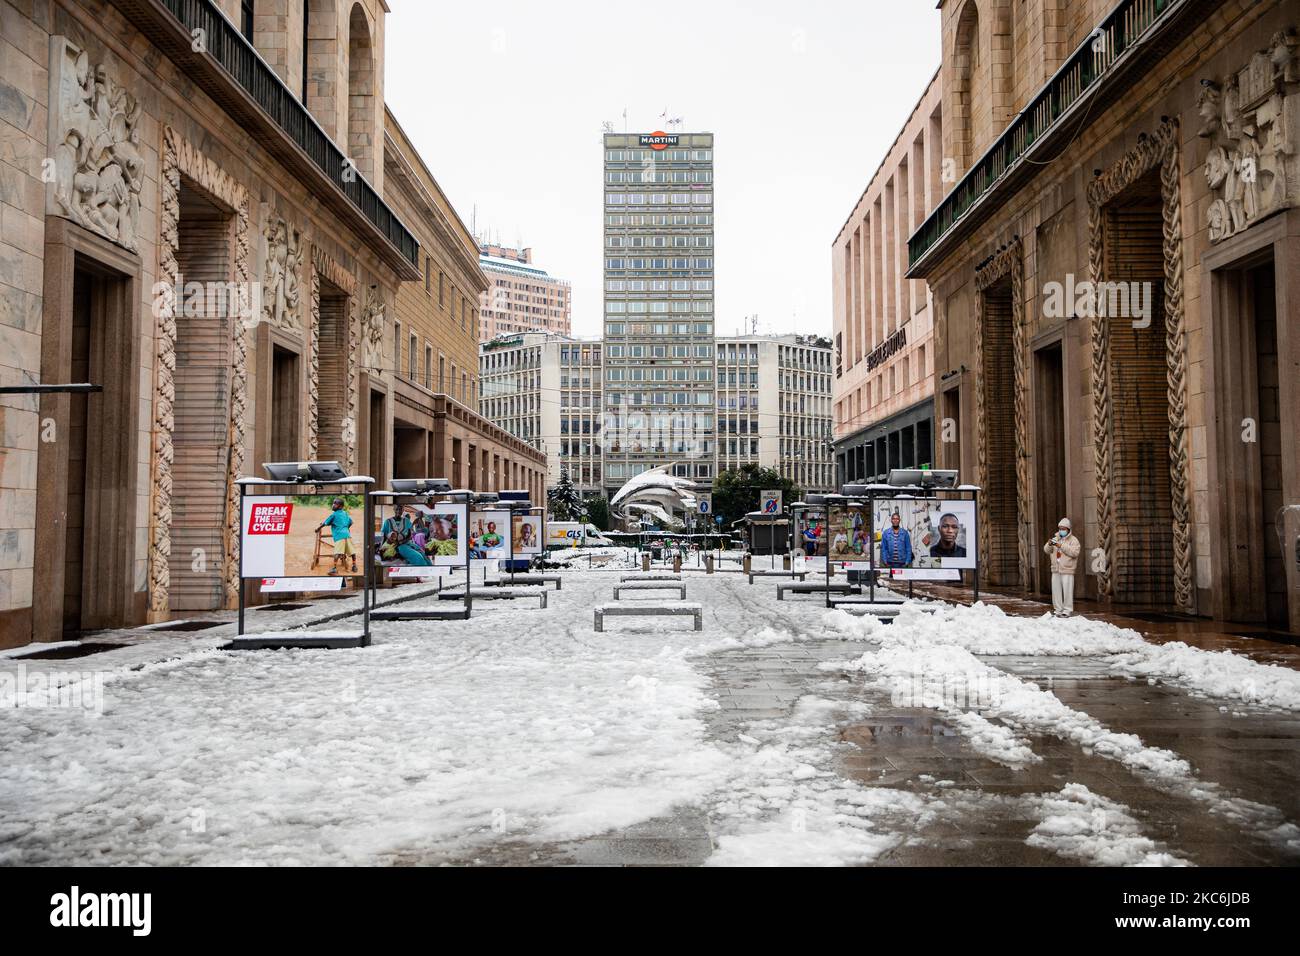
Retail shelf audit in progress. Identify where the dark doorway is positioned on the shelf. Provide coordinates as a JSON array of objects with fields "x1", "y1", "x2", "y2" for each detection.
[
  {"x1": 368, "y1": 389, "x2": 386, "y2": 485},
  {"x1": 62, "y1": 269, "x2": 93, "y2": 634},
  {"x1": 170, "y1": 182, "x2": 233, "y2": 611},
  {"x1": 270, "y1": 346, "x2": 300, "y2": 462},
  {"x1": 941, "y1": 386, "x2": 961, "y2": 474},
  {"x1": 317, "y1": 286, "x2": 349, "y2": 461},
  {"x1": 980, "y1": 278, "x2": 1020, "y2": 586},
  {"x1": 1250, "y1": 263, "x2": 1287, "y2": 629},
  {"x1": 393, "y1": 424, "x2": 426, "y2": 479},
  {"x1": 1104, "y1": 169, "x2": 1174, "y2": 606},
  {"x1": 1034, "y1": 343, "x2": 1067, "y2": 596}
]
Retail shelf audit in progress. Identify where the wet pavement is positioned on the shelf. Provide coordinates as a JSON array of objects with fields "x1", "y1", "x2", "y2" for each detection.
[{"x1": 429, "y1": 575, "x2": 1300, "y2": 866}]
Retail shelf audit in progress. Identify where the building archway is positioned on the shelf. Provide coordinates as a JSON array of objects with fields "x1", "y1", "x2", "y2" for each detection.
[
  {"x1": 303, "y1": 0, "x2": 340, "y2": 138},
  {"x1": 952, "y1": 0, "x2": 982, "y2": 174},
  {"x1": 347, "y1": 3, "x2": 376, "y2": 183}
]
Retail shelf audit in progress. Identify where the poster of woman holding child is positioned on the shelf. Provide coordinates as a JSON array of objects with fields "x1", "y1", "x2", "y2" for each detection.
[{"x1": 375, "y1": 501, "x2": 467, "y2": 568}]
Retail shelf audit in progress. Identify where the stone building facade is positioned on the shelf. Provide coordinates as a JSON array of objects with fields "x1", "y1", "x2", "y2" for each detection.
[
  {"x1": 832, "y1": 71, "x2": 944, "y2": 486},
  {"x1": 913, "y1": 0, "x2": 1299, "y2": 633},
  {"x1": 383, "y1": 111, "x2": 546, "y2": 506},
  {"x1": 0, "y1": 0, "x2": 540, "y2": 647}
]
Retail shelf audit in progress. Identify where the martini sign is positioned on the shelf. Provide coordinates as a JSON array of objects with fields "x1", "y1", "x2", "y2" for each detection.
[{"x1": 639, "y1": 131, "x2": 678, "y2": 150}]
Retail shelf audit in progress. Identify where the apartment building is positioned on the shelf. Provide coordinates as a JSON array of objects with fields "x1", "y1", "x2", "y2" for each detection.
[{"x1": 477, "y1": 243, "x2": 571, "y2": 340}]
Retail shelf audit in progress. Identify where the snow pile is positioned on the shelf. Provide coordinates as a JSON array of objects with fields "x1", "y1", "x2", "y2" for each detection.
[
  {"x1": 1112, "y1": 640, "x2": 1300, "y2": 711},
  {"x1": 838, "y1": 641, "x2": 1190, "y2": 776},
  {"x1": 1027, "y1": 784, "x2": 1189, "y2": 866},
  {"x1": 825, "y1": 600, "x2": 1300, "y2": 713},
  {"x1": 0, "y1": 579, "x2": 738, "y2": 864}
]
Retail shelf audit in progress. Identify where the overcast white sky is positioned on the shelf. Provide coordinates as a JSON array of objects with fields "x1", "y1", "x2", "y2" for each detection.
[{"x1": 385, "y1": 1, "x2": 940, "y2": 340}]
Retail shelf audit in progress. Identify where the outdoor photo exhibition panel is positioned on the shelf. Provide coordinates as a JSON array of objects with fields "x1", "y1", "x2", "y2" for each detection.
[
  {"x1": 824, "y1": 487, "x2": 980, "y2": 607},
  {"x1": 367, "y1": 490, "x2": 472, "y2": 620},
  {"x1": 235, "y1": 477, "x2": 375, "y2": 647},
  {"x1": 511, "y1": 507, "x2": 544, "y2": 559}
]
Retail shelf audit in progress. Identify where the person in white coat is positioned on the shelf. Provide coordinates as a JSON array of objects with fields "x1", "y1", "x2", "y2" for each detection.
[{"x1": 1043, "y1": 517, "x2": 1081, "y2": 617}]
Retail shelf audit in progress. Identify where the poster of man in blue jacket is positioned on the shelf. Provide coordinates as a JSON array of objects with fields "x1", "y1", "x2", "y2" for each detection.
[{"x1": 879, "y1": 512, "x2": 913, "y2": 569}]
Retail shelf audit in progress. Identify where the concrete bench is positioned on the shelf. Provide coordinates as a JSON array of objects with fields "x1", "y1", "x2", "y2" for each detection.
[
  {"x1": 827, "y1": 598, "x2": 937, "y2": 617},
  {"x1": 483, "y1": 574, "x2": 562, "y2": 590},
  {"x1": 748, "y1": 570, "x2": 808, "y2": 584},
  {"x1": 620, "y1": 573, "x2": 682, "y2": 582},
  {"x1": 777, "y1": 582, "x2": 861, "y2": 600},
  {"x1": 614, "y1": 581, "x2": 687, "y2": 600},
  {"x1": 439, "y1": 587, "x2": 547, "y2": 608},
  {"x1": 595, "y1": 603, "x2": 701, "y2": 632}
]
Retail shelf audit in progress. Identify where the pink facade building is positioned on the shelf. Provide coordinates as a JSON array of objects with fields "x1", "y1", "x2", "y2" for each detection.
[
  {"x1": 831, "y1": 70, "x2": 944, "y2": 484},
  {"x1": 478, "y1": 244, "x2": 571, "y2": 340}
]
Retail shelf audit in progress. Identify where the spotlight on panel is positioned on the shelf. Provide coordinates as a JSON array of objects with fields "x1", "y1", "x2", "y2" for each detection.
[
  {"x1": 391, "y1": 478, "x2": 453, "y2": 495},
  {"x1": 262, "y1": 461, "x2": 348, "y2": 482},
  {"x1": 887, "y1": 468, "x2": 959, "y2": 489}
]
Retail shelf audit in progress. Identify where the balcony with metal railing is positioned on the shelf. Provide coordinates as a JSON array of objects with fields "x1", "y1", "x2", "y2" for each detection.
[
  {"x1": 115, "y1": 0, "x2": 420, "y2": 278},
  {"x1": 906, "y1": 0, "x2": 1210, "y2": 276}
]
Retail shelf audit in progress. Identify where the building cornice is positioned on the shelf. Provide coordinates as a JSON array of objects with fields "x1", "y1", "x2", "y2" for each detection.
[{"x1": 112, "y1": 0, "x2": 420, "y2": 280}]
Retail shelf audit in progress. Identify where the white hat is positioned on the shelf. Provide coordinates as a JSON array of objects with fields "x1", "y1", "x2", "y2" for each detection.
[{"x1": 1057, "y1": 517, "x2": 1072, "y2": 530}]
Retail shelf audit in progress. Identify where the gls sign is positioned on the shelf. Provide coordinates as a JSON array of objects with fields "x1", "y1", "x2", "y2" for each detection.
[{"x1": 639, "y1": 131, "x2": 678, "y2": 150}]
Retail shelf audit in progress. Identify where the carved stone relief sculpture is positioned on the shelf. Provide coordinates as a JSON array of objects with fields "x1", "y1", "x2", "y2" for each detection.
[
  {"x1": 47, "y1": 37, "x2": 144, "y2": 253},
  {"x1": 1199, "y1": 28, "x2": 1299, "y2": 244},
  {"x1": 262, "y1": 217, "x2": 302, "y2": 329},
  {"x1": 362, "y1": 286, "x2": 386, "y2": 372}
]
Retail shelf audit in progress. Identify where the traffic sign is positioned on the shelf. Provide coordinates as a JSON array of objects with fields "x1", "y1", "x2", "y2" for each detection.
[
  {"x1": 761, "y1": 490, "x2": 782, "y2": 515},
  {"x1": 698, "y1": 494, "x2": 712, "y2": 516}
]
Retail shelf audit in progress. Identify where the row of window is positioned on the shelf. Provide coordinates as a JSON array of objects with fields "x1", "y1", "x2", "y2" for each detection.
[
  {"x1": 835, "y1": 345, "x2": 928, "y2": 426},
  {"x1": 393, "y1": 320, "x2": 474, "y2": 405},
  {"x1": 606, "y1": 214, "x2": 712, "y2": 227},
  {"x1": 606, "y1": 322, "x2": 714, "y2": 336},
  {"x1": 606, "y1": 170, "x2": 713, "y2": 184},
  {"x1": 607, "y1": 344, "x2": 712, "y2": 359},
  {"x1": 606, "y1": 279, "x2": 713, "y2": 292},
  {"x1": 605, "y1": 257, "x2": 714, "y2": 270},
  {"x1": 604, "y1": 463, "x2": 714, "y2": 481},
  {"x1": 606, "y1": 368, "x2": 713, "y2": 382},
  {"x1": 606, "y1": 150, "x2": 712, "y2": 162},
  {"x1": 606, "y1": 235, "x2": 713, "y2": 248},
  {"x1": 560, "y1": 347, "x2": 602, "y2": 365},
  {"x1": 422, "y1": 258, "x2": 475, "y2": 337},
  {"x1": 605, "y1": 391, "x2": 713, "y2": 407},
  {"x1": 605, "y1": 300, "x2": 713, "y2": 314},
  {"x1": 605, "y1": 193, "x2": 713, "y2": 206}
]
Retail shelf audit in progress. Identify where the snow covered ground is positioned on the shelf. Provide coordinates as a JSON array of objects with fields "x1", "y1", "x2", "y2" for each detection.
[{"x1": 1, "y1": 570, "x2": 1297, "y2": 866}]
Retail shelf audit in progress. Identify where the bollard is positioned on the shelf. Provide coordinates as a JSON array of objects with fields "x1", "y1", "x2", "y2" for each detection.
[
  {"x1": 673, "y1": 554, "x2": 681, "y2": 573},
  {"x1": 641, "y1": 552, "x2": 650, "y2": 572},
  {"x1": 706, "y1": 554, "x2": 714, "y2": 574}
]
